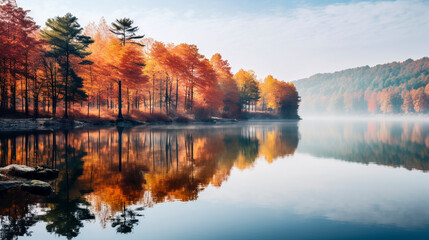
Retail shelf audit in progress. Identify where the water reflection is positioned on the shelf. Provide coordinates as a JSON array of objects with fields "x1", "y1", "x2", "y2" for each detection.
[
  {"x1": 2, "y1": 120, "x2": 429, "y2": 239},
  {"x1": 0, "y1": 122, "x2": 299, "y2": 239},
  {"x1": 298, "y1": 120, "x2": 429, "y2": 171},
  {"x1": 0, "y1": 189, "x2": 40, "y2": 239}
]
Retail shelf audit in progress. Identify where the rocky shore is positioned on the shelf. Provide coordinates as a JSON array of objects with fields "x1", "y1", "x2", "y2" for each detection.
[
  {"x1": 0, "y1": 112, "x2": 298, "y2": 132},
  {"x1": 0, "y1": 117, "x2": 148, "y2": 132},
  {"x1": 0, "y1": 164, "x2": 59, "y2": 195},
  {"x1": 0, "y1": 117, "x2": 234, "y2": 132},
  {"x1": 0, "y1": 118, "x2": 86, "y2": 131}
]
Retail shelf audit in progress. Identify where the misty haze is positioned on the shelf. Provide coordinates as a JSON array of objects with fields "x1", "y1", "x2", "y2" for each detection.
[{"x1": 1, "y1": 0, "x2": 429, "y2": 239}]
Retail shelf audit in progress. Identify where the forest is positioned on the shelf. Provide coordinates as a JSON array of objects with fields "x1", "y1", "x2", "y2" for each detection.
[
  {"x1": 0, "y1": 0, "x2": 300, "y2": 122},
  {"x1": 294, "y1": 57, "x2": 429, "y2": 115}
]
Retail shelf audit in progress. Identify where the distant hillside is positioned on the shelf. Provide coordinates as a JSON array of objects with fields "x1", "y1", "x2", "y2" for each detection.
[{"x1": 294, "y1": 57, "x2": 429, "y2": 115}]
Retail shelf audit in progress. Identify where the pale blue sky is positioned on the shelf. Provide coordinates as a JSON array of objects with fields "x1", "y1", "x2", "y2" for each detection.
[{"x1": 17, "y1": 0, "x2": 429, "y2": 81}]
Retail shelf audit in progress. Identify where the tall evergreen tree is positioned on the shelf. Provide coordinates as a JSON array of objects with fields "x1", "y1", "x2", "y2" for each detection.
[
  {"x1": 110, "y1": 18, "x2": 144, "y2": 120},
  {"x1": 110, "y1": 18, "x2": 144, "y2": 46},
  {"x1": 41, "y1": 13, "x2": 93, "y2": 118}
]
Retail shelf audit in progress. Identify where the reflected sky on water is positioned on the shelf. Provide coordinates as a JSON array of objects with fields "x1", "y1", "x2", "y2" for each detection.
[{"x1": 1, "y1": 120, "x2": 429, "y2": 239}]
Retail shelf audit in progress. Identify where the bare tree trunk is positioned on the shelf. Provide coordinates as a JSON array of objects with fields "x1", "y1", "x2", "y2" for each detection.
[
  {"x1": 152, "y1": 74, "x2": 155, "y2": 114},
  {"x1": 190, "y1": 84, "x2": 194, "y2": 111},
  {"x1": 25, "y1": 55, "x2": 29, "y2": 115},
  {"x1": 107, "y1": 87, "x2": 109, "y2": 110},
  {"x1": 34, "y1": 95, "x2": 39, "y2": 118},
  {"x1": 98, "y1": 91, "x2": 101, "y2": 118},
  {"x1": 0, "y1": 81, "x2": 6, "y2": 111},
  {"x1": 165, "y1": 75, "x2": 168, "y2": 113},
  {"x1": 127, "y1": 87, "x2": 130, "y2": 114},
  {"x1": 175, "y1": 78, "x2": 178, "y2": 110},
  {"x1": 169, "y1": 81, "x2": 173, "y2": 112},
  {"x1": 184, "y1": 86, "x2": 188, "y2": 111},
  {"x1": 117, "y1": 80, "x2": 123, "y2": 120},
  {"x1": 159, "y1": 78, "x2": 162, "y2": 111},
  {"x1": 64, "y1": 53, "x2": 69, "y2": 119},
  {"x1": 49, "y1": 62, "x2": 57, "y2": 117},
  {"x1": 11, "y1": 80, "x2": 16, "y2": 112},
  {"x1": 149, "y1": 90, "x2": 151, "y2": 114},
  {"x1": 135, "y1": 90, "x2": 138, "y2": 109}
]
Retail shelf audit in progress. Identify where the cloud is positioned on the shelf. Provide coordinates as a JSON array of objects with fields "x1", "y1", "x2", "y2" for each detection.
[{"x1": 18, "y1": 0, "x2": 429, "y2": 81}]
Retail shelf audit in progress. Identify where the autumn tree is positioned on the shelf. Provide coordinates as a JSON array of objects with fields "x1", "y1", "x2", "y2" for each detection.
[
  {"x1": 18, "y1": 5, "x2": 40, "y2": 115},
  {"x1": 411, "y1": 87, "x2": 427, "y2": 112},
  {"x1": 1, "y1": 1, "x2": 302, "y2": 120},
  {"x1": 146, "y1": 41, "x2": 175, "y2": 114},
  {"x1": 234, "y1": 69, "x2": 260, "y2": 112},
  {"x1": 41, "y1": 13, "x2": 93, "y2": 118},
  {"x1": 259, "y1": 74, "x2": 300, "y2": 118},
  {"x1": 260, "y1": 75, "x2": 279, "y2": 111},
  {"x1": 210, "y1": 53, "x2": 240, "y2": 118},
  {"x1": 0, "y1": 0, "x2": 40, "y2": 113},
  {"x1": 364, "y1": 90, "x2": 378, "y2": 113},
  {"x1": 28, "y1": 50, "x2": 45, "y2": 117},
  {"x1": 118, "y1": 43, "x2": 147, "y2": 114},
  {"x1": 82, "y1": 18, "x2": 115, "y2": 118},
  {"x1": 41, "y1": 54, "x2": 61, "y2": 116},
  {"x1": 78, "y1": 60, "x2": 93, "y2": 116},
  {"x1": 194, "y1": 58, "x2": 221, "y2": 116},
  {"x1": 401, "y1": 90, "x2": 413, "y2": 113},
  {"x1": 174, "y1": 44, "x2": 202, "y2": 111},
  {"x1": 109, "y1": 18, "x2": 145, "y2": 120},
  {"x1": 278, "y1": 82, "x2": 300, "y2": 118}
]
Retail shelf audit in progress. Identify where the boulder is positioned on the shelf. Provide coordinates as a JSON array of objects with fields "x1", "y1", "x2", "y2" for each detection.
[
  {"x1": 33, "y1": 166, "x2": 59, "y2": 180},
  {"x1": 21, "y1": 180, "x2": 52, "y2": 195},
  {"x1": 0, "y1": 180, "x2": 22, "y2": 191},
  {"x1": 0, "y1": 173, "x2": 10, "y2": 181},
  {"x1": 0, "y1": 164, "x2": 58, "y2": 180},
  {"x1": 0, "y1": 164, "x2": 35, "y2": 178}
]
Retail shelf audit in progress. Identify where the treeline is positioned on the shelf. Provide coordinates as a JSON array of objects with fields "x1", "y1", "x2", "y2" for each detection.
[
  {"x1": 294, "y1": 57, "x2": 429, "y2": 114},
  {"x1": 0, "y1": 0, "x2": 300, "y2": 120}
]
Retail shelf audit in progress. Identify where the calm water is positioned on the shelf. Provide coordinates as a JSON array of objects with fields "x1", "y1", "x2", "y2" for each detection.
[{"x1": 1, "y1": 120, "x2": 429, "y2": 239}]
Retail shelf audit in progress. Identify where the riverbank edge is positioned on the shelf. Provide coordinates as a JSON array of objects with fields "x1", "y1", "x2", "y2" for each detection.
[{"x1": 0, "y1": 116, "x2": 301, "y2": 132}]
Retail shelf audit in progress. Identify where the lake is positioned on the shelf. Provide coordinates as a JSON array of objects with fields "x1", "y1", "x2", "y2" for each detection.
[{"x1": 1, "y1": 119, "x2": 429, "y2": 240}]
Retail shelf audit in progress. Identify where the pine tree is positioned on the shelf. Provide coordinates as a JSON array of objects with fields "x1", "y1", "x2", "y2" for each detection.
[
  {"x1": 41, "y1": 13, "x2": 93, "y2": 118},
  {"x1": 109, "y1": 18, "x2": 144, "y2": 120},
  {"x1": 110, "y1": 18, "x2": 144, "y2": 46}
]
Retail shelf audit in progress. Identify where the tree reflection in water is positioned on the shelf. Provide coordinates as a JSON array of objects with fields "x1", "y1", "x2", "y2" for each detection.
[
  {"x1": 298, "y1": 120, "x2": 429, "y2": 170},
  {"x1": 110, "y1": 204, "x2": 143, "y2": 234},
  {"x1": 0, "y1": 122, "x2": 299, "y2": 238},
  {"x1": 41, "y1": 130, "x2": 95, "y2": 239},
  {"x1": 0, "y1": 189, "x2": 40, "y2": 240}
]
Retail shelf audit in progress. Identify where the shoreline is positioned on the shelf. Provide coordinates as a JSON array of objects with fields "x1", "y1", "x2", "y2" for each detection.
[{"x1": 0, "y1": 116, "x2": 300, "y2": 132}]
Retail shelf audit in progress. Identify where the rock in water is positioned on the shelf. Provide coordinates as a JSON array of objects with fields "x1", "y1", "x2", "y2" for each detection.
[
  {"x1": 21, "y1": 180, "x2": 52, "y2": 195},
  {"x1": 0, "y1": 164, "x2": 58, "y2": 180},
  {"x1": 0, "y1": 164, "x2": 35, "y2": 178},
  {"x1": 0, "y1": 180, "x2": 23, "y2": 191},
  {"x1": 0, "y1": 173, "x2": 9, "y2": 181},
  {"x1": 33, "y1": 166, "x2": 59, "y2": 180}
]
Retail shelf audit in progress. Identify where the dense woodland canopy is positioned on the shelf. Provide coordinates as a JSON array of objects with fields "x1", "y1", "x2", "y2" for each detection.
[
  {"x1": 0, "y1": 0, "x2": 300, "y2": 120},
  {"x1": 295, "y1": 57, "x2": 429, "y2": 115}
]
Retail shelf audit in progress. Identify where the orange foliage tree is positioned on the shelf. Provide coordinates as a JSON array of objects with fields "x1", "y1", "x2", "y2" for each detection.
[
  {"x1": 210, "y1": 53, "x2": 240, "y2": 118},
  {"x1": 1, "y1": 1, "x2": 301, "y2": 120}
]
